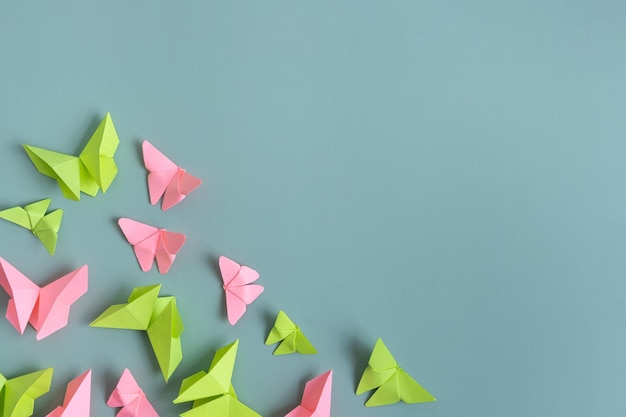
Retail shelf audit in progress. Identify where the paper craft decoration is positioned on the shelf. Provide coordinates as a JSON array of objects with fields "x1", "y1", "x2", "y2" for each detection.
[
  {"x1": 0, "y1": 368, "x2": 53, "y2": 417},
  {"x1": 356, "y1": 338, "x2": 435, "y2": 407},
  {"x1": 142, "y1": 140, "x2": 202, "y2": 210},
  {"x1": 0, "y1": 199, "x2": 63, "y2": 256},
  {"x1": 45, "y1": 370, "x2": 91, "y2": 417},
  {"x1": 174, "y1": 340, "x2": 261, "y2": 417},
  {"x1": 107, "y1": 368, "x2": 159, "y2": 417},
  {"x1": 265, "y1": 310, "x2": 316, "y2": 355},
  {"x1": 90, "y1": 285, "x2": 183, "y2": 382},
  {"x1": 23, "y1": 113, "x2": 119, "y2": 201},
  {"x1": 118, "y1": 218, "x2": 186, "y2": 274},
  {"x1": 219, "y1": 256, "x2": 263, "y2": 325},
  {"x1": 285, "y1": 370, "x2": 333, "y2": 417},
  {"x1": 0, "y1": 258, "x2": 88, "y2": 340}
]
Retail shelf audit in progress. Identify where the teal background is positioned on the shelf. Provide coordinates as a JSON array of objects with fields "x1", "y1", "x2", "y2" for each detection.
[{"x1": 0, "y1": 1, "x2": 625, "y2": 416}]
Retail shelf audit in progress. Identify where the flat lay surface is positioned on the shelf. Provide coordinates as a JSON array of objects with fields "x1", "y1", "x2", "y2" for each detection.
[{"x1": 0, "y1": 2, "x2": 625, "y2": 416}]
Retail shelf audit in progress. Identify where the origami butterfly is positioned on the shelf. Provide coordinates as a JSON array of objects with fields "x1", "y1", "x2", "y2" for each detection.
[
  {"x1": 0, "y1": 199, "x2": 63, "y2": 255},
  {"x1": 356, "y1": 338, "x2": 435, "y2": 407},
  {"x1": 107, "y1": 368, "x2": 159, "y2": 417},
  {"x1": 285, "y1": 370, "x2": 333, "y2": 417},
  {"x1": 90, "y1": 285, "x2": 184, "y2": 382},
  {"x1": 142, "y1": 140, "x2": 202, "y2": 211},
  {"x1": 174, "y1": 340, "x2": 261, "y2": 417},
  {"x1": 265, "y1": 310, "x2": 317, "y2": 355},
  {"x1": 118, "y1": 218, "x2": 186, "y2": 274},
  {"x1": 45, "y1": 370, "x2": 91, "y2": 417},
  {"x1": 219, "y1": 256, "x2": 264, "y2": 325},
  {"x1": 0, "y1": 257, "x2": 88, "y2": 340},
  {"x1": 23, "y1": 113, "x2": 120, "y2": 201},
  {"x1": 0, "y1": 368, "x2": 53, "y2": 417}
]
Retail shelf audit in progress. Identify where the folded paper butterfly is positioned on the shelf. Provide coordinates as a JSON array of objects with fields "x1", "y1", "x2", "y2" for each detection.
[
  {"x1": 265, "y1": 310, "x2": 317, "y2": 355},
  {"x1": 0, "y1": 199, "x2": 63, "y2": 256},
  {"x1": 285, "y1": 370, "x2": 333, "y2": 417},
  {"x1": 23, "y1": 113, "x2": 119, "y2": 201},
  {"x1": 118, "y1": 218, "x2": 186, "y2": 274},
  {"x1": 0, "y1": 368, "x2": 53, "y2": 417},
  {"x1": 45, "y1": 370, "x2": 91, "y2": 417},
  {"x1": 219, "y1": 256, "x2": 263, "y2": 325},
  {"x1": 356, "y1": 338, "x2": 435, "y2": 407},
  {"x1": 90, "y1": 285, "x2": 183, "y2": 382},
  {"x1": 142, "y1": 140, "x2": 202, "y2": 211},
  {"x1": 173, "y1": 340, "x2": 261, "y2": 417},
  {"x1": 0, "y1": 257, "x2": 88, "y2": 340},
  {"x1": 107, "y1": 369, "x2": 159, "y2": 417}
]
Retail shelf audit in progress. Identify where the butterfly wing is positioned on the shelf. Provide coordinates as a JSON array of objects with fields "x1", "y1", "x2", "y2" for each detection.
[
  {"x1": 154, "y1": 230, "x2": 186, "y2": 274},
  {"x1": 0, "y1": 257, "x2": 40, "y2": 334},
  {"x1": 32, "y1": 265, "x2": 88, "y2": 340},
  {"x1": 33, "y1": 208, "x2": 63, "y2": 256},
  {"x1": 46, "y1": 370, "x2": 92, "y2": 417},
  {"x1": 300, "y1": 371, "x2": 332, "y2": 417},
  {"x1": 90, "y1": 284, "x2": 161, "y2": 330},
  {"x1": 78, "y1": 113, "x2": 120, "y2": 194},
  {"x1": 0, "y1": 206, "x2": 32, "y2": 230},
  {"x1": 265, "y1": 310, "x2": 296, "y2": 345},
  {"x1": 218, "y1": 256, "x2": 241, "y2": 286},
  {"x1": 146, "y1": 297, "x2": 184, "y2": 382},
  {"x1": 161, "y1": 170, "x2": 202, "y2": 211},
  {"x1": 294, "y1": 329, "x2": 317, "y2": 354},
  {"x1": 118, "y1": 218, "x2": 160, "y2": 272},
  {"x1": 23, "y1": 145, "x2": 82, "y2": 200},
  {"x1": 142, "y1": 140, "x2": 179, "y2": 206},
  {"x1": 224, "y1": 284, "x2": 264, "y2": 325},
  {"x1": 4, "y1": 368, "x2": 54, "y2": 417},
  {"x1": 356, "y1": 339, "x2": 398, "y2": 395}
]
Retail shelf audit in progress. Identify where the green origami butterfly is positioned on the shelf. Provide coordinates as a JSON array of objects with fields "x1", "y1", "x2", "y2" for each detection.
[
  {"x1": 356, "y1": 338, "x2": 435, "y2": 407},
  {"x1": 265, "y1": 310, "x2": 317, "y2": 355},
  {"x1": 23, "y1": 113, "x2": 119, "y2": 201},
  {"x1": 0, "y1": 368, "x2": 53, "y2": 417},
  {"x1": 0, "y1": 199, "x2": 62, "y2": 255},
  {"x1": 90, "y1": 284, "x2": 183, "y2": 382},
  {"x1": 174, "y1": 340, "x2": 261, "y2": 417}
]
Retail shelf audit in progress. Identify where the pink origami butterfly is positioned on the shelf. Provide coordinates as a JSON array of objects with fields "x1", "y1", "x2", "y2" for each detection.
[
  {"x1": 219, "y1": 256, "x2": 264, "y2": 325},
  {"x1": 0, "y1": 257, "x2": 88, "y2": 340},
  {"x1": 286, "y1": 370, "x2": 333, "y2": 417},
  {"x1": 107, "y1": 368, "x2": 159, "y2": 417},
  {"x1": 118, "y1": 218, "x2": 186, "y2": 274},
  {"x1": 46, "y1": 370, "x2": 92, "y2": 417},
  {"x1": 142, "y1": 140, "x2": 202, "y2": 211}
]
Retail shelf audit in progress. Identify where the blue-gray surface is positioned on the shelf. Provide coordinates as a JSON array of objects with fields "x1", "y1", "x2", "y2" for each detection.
[{"x1": 0, "y1": 2, "x2": 624, "y2": 416}]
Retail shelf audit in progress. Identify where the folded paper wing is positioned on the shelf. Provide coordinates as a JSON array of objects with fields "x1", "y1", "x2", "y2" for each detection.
[
  {"x1": 90, "y1": 285, "x2": 183, "y2": 382},
  {"x1": 107, "y1": 369, "x2": 159, "y2": 417},
  {"x1": 0, "y1": 258, "x2": 88, "y2": 340},
  {"x1": 0, "y1": 199, "x2": 63, "y2": 255},
  {"x1": 285, "y1": 370, "x2": 333, "y2": 417},
  {"x1": 0, "y1": 368, "x2": 54, "y2": 417},
  {"x1": 174, "y1": 340, "x2": 261, "y2": 417},
  {"x1": 219, "y1": 256, "x2": 264, "y2": 325},
  {"x1": 266, "y1": 310, "x2": 317, "y2": 355},
  {"x1": 356, "y1": 338, "x2": 435, "y2": 407},
  {"x1": 45, "y1": 370, "x2": 91, "y2": 417},
  {"x1": 118, "y1": 218, "x2": 186, "y2": 274},
  {"x1": 142, "y1": 140, "x2": 202, "y2": 211},
  {"x1": 23, "y1": 113, "x2": 119, "y2": 201}
]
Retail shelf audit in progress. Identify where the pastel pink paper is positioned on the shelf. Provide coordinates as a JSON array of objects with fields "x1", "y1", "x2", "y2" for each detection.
[
  {"x1": 107, "y1": 369, "x2": 159, "y2": 417},
  {"x1": 31, "y1": 265, "x2": 88, "y2": 340},
  {"x1": 0, "y1": 257, "x2": 88, "y2": 339},
  {"x1": 142, "y1": 140, "x2": 202, "y2": 211},
  {"x1": 219, "y1": 256, "x2": 264, "y2": 325},
  {"x1": 118, "y1": 218, "x2": 186, "y2": 274},
  {"x1": 45, "y1": 369, "x2": 92, "y2": 417},
  {"x1": 285, "y1": 370, "x2": 333, "y2": 417}
]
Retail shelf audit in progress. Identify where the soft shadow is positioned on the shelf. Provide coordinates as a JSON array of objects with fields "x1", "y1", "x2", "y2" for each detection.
[{"x1": 349, "y1": 336, "x2": 372, "y2": 393}]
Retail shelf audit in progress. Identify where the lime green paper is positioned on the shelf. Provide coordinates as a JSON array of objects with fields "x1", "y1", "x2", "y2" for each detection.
[
  {"x1": 90, "y1": 285, "x2": 183, "y2": 382},
  {"x1": 0, "y1": 368, "x2": 53, "y2": 417},
  {"x1": 174, "y1": 340, "x2": 261, "y2": 417},
  {"x1": 356, "y1": 338, "x2": 435, "y2": 407},
  {"x1": 265, "y1": 310, "x2": 316, "y2": 355},
  {"x1": 0, "y1": 199, "x2": 62, "y2": 255},
  {"x1": 23, "y1": 113, "x2": 119, "y2": 201}
]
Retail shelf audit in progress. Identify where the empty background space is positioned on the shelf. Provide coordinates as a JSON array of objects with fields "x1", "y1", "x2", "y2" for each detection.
[{"x1": 0, "y1": 1, "x2": 625, "y2": 416}]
